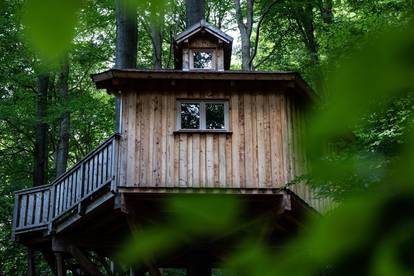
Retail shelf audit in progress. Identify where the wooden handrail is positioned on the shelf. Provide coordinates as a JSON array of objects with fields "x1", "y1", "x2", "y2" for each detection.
[
  {"x1": 14, "y1": 133, "x2": 120, "y2": 196},
  {"x1": 13, "y1": 134, "x2": 120, "y2": 234}
]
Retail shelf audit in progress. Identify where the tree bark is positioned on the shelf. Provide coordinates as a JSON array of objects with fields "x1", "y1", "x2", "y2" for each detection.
[
  {"x1": 115, "y1": 0, "x2": 138, "y2": 69},
  {"x1": 56, "y1": 60, "x2": 70, "y2": 177},
  {"x1": 149, "y1": 7, "x2": 163, "y2": 69},
  {"x1": 114, "y1": 0, "x2": 138, "y2": 132},
  {"x1": 185, "y1": 0, "x2": 205, "y2": 27},
  {"x1": 33, "y1": 74, "x2": 49, "y2": 187},
  {"x1": 234, "y1": 0, "x2": 254, "y2": 70}
]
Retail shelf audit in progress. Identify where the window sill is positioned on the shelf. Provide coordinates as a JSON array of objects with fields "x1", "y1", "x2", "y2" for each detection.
[{"x1": 173, "y1": 130, "x2": 232, "y2": 134}]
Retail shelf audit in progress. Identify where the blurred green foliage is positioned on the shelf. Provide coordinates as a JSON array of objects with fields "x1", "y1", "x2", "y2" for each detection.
[
  {"x1": 118, "y1": 195, "x2": 240, "y2": 266},
  {"x1": 21, "y1": 0, "x2": 83, "y2": 66},
  {"x1": 1, "y1": 0, "x2": 414, "y2": 275}
]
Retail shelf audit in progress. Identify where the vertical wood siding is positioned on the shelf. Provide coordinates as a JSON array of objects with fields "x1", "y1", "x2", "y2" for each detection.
[{"x1": 119, "y1": 89, "x2": 317, "y2": 205}]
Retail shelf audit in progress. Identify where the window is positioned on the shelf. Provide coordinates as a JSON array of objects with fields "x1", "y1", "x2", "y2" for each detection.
[
  {"x1": 191, "y1": 49, "x2": 215, "y2": 70},
  {"x1": 177, "y1": 100, "x2": 229, "y2": 131}
]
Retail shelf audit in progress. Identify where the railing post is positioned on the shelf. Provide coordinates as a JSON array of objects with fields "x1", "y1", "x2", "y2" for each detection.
[
  {"x1": 77, "y1": 163, "x2": 84, "y2": 215},
  {"x1": 111, "y1": 135, "x2": 119, "y2": 193},
  {"x1": 78, "y1": 163, "x2": 84, "y2": 201},
  {"x1": 48, "y1": 185, "x2": 56, "y2": 234}
]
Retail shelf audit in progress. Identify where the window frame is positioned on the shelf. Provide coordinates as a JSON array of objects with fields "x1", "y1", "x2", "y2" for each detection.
[
  {"x1": 176, "y1": 100, "x2": 229, "y2": 132},
  {"x1": 189, "y1": 49, "x2": 216, "y2": 70}
]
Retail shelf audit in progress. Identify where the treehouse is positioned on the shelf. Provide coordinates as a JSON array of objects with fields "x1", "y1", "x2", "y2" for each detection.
[{"x1": 12, "y1": 20, "x2": 324, "y2": 275}]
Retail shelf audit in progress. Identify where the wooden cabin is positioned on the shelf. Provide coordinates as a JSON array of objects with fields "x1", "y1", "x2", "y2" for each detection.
[{"x1": 12, "y1": 20, "x2": 323, "y2": 275}]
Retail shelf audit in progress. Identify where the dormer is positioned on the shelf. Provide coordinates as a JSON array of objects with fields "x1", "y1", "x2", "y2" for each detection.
[{"x1": 174, "y1": 20, "x2": 233, "y2": 71}]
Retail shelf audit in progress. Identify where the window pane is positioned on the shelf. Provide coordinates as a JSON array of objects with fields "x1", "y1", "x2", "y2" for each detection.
[
  {"x1": 206, "y1": 103, "x2": 225, "y2": 129},
  {"x1": 180, "y1": 103, "x2": 200, "y2": 129},
  {"x1": 193, "y1": 51, "x2": 213, "y2": 69}
]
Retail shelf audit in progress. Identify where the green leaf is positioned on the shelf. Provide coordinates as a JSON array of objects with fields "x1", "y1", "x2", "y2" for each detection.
[{"x1": 21, "y1": 0, "x2": 82, "y2": 66}]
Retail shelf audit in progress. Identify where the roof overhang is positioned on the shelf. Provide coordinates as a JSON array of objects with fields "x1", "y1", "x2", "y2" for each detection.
[{"x1": 91, "y1": 69, "x2": 318, "y2": 103}]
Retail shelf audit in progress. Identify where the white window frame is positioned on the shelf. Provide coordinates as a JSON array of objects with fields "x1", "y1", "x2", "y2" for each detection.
[
  {"x1": 189, "y1": 49, "x2": 216, "y2": 70},
  {"x1": 176, "y1": 100, "x2": 229, "y2": 131}
]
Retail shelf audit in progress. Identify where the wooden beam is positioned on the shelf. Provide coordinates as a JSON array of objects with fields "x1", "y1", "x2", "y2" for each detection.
[{"x1": 66, "y1": 245, "x2": 102, "y2": 276}]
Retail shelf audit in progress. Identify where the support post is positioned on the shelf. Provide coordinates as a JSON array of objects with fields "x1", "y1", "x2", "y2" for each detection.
[
  {"x1": 55, "y1": 252, "x2": 66, "y2": 276},
  {"x1": 28, "y1": 248, "x2": 35, "y2": 276}
]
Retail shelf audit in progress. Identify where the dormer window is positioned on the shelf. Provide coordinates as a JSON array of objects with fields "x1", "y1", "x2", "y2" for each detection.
[
  {"x1": 174, "y1": 20, "x2": 233, "y2": 71},
  {"x1": 177, "y1": 100, "x2": 229, "y2": 131},
  {"x1": 192, "y1": 49, "x2": 215, "y2": 69}
]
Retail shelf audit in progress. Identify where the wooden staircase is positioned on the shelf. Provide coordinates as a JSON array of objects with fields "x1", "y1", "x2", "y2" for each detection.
[{"x1": 12, "y1": 134, "x2": 120, "y2": 239}]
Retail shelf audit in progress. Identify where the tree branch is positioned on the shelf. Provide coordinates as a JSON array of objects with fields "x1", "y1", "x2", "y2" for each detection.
[{"x1": 249, "y1": 0, "x2": 279, "y2": 68}]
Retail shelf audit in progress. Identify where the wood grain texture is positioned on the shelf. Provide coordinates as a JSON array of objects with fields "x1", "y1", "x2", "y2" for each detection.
[{"x1": 118, "y1": 89, "x2": 317, "y2": 200}]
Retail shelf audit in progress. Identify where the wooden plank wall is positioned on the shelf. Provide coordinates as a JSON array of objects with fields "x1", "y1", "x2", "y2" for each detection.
[{"x1": 119, "y1": 87, "x2": 321, "y2": 207}]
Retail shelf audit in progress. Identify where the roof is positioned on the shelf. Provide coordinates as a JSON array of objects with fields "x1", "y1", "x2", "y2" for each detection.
[
  {"x1": 175, "y1": 19, "x2": 233, "y2": 44},
  {"x1": 91, "y1": 69, "x2": 318, "y2": 102}
]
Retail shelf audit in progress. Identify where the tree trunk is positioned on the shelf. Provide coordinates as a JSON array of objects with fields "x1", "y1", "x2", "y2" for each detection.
[
  {"x1": 56, "y1": 60, "x2": 70, "y2": 177},
  {"x1": 240, "y1": 28, "x2": 251, "y2": 71},
  {"x1": 319, "y1": 0, "x2": 333, "y2": 24},
  {"x1": 185, "y1": 0, "x2": 205, "y2": 27},
  {"x1": 150, "y1": 9, "x2": 163, "y2": 69},
  {"x1": 114, "y1": 0, "x2": 138, "y2": 132},
  {"x1": 33, "y1": 74, "x2": 49, "y2": 187},
  {"x1": 233, "y1": 0, "x2": 254, "y2": 70},
  {"x1": 303, "y1": 3, "x2": 319, "y2": 65},
  {"x1": 293, "y1": 2, "x2": 323, "y2": 93},
  {"x1": 115, "y1": 0, "x2": 138, "y2": 69}
]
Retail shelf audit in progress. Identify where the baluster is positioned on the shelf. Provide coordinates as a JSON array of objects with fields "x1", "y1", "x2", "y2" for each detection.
[
  {"x1": 62, "y1": 179, "x2": 67, "y2": 212},
  {"x1": 93, "y1": 154, "x2": 98, "y2": 190},
  {"x1": 107, "y1": 144, "x2": 112, "y2": 181},
  {"x1": 97, "y1": 150, "x2": 102, "y2": 187},
  {"x1": 71, "y1": 173, "x2": 75, "y2": 207},
  {"x1": 77, "y1": 165, "x2": 83, "y2": 202},
  {"x1": 89, "y1": 158, "x2": 94, "y2": 195},
  {"x1": 43, "y1": 189, "x2": 50, "y2": 223},
  {"x1": 19, "y1": 195, "x2": 27, "y2": 228},
  {"x1": 83, "y1": 161, "x2": 89, "y2": 197},
  {"x1": 27, "y1": 194, "x2": 35, "y2": 226},
  {"x1": 102, "y1": 145, "x2": 108, "y2": 183},
  {"x1": 58, "y1": 182, "x2": 63, "y2": 215},
  {"x1": 34, "y1": 192, "x2": 42, "y2": 226}
]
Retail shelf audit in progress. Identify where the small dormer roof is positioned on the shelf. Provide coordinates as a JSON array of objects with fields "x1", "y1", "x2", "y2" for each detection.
[
  {"x1": 175, "y1": 19, "x2": 233, "y2": 44},
  {"x1": 174, "y1": 20, "x2": 233, "y2": 70}
]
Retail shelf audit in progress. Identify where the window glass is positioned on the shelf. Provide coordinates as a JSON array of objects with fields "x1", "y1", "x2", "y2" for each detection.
[
  {"x1": 206, "y1": 103, "x2": 225, "y2": 129},
  {"x1": 193, "y1": 51, "x2": 213, "y2": 69},
  {"x1": 180, "y1": 103, "x2": 200, "y2": 129}
]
